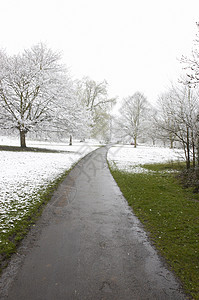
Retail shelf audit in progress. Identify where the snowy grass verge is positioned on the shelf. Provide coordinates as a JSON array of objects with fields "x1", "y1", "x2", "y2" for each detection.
[
  {"x1": 0, "y1": 171, "x2": 70, "y2": 271},
  {"x1": 107, "y1": 145, "x2": 185, "y2": 173},
  {"x1": 0, "y1": 139, "x2": 99, "y2": 271}
]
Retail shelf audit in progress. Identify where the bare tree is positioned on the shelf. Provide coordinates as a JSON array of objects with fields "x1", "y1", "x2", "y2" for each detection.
[
  {"x1": 76, "y1": 77, "x2": 115, "y2": 110},
  {"x1": 76, "y1": 77, "x2": 116, "y2": 141},
  {"x1": 155, "y1": 92, "x2": 177, "y2": 148},
  {"x1": 116, "y1": 92, "x2": 150, "y2": 147},
  {"x1": 156, "y1": 83, "x2": 199, "y2": 168},
  {"x1": 52, "y1": 81, "x2": 92, "y2": 145}
]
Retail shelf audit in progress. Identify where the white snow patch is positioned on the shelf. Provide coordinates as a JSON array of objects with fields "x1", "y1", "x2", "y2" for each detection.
[
  {"x1": 107, "y1": 145, "x2": 185, "y2": 173},
  {"x1": 0, "y1": 139, "x2": 99, "y2": 235}
]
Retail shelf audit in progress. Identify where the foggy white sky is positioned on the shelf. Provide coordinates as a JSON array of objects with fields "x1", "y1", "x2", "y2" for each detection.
[{"x1": 0, "y1": 0, "x2": 199, "y2": 104}]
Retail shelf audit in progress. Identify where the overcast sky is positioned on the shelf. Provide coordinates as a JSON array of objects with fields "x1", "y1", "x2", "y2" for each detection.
[{"x1": 1, "y1": 0, "x2": 199, "y2": 105}]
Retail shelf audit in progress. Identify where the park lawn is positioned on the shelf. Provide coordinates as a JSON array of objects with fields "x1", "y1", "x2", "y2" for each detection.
[{"x1": 110, "y1": 163, "x2": 199, "y2": 300}]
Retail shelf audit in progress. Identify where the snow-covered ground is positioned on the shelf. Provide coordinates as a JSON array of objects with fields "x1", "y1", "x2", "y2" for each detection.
[
  {"x1": 0, "y1": 138, "x2": 99, "y2": 235},
  {"x1": 107, "y1": 144, "x2": 185, "y2": 173}
]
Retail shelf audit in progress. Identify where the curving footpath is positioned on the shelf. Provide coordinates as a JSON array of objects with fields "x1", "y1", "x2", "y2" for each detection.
[{"x1": 0, "y1": 146, "x2": 186, "y2": 299}]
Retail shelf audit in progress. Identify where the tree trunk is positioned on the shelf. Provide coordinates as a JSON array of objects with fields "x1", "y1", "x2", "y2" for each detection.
[
  {"x1": 169, "y1": 133, "x2": 174, "y2": 149},
  {"x1": 197, "y1": 136, "x2": 199, "y2": 167},
  {"x1": 20, "y1": 130, "x2": 27, "y2": 148},
  {"x1": 134, "y1": 136, "x2": 137, "y2": 148},
  {"x1": 69, "y1": 135, "x2": 72, "y2": 146},
  {"x1": 192, "y1": 141, "x2": 196, "y2": 168},
  {"x1": 186, "y1": 127, "x2": 190, "y2": 169}
]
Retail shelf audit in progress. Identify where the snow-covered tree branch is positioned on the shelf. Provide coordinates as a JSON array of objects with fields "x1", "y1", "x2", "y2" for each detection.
[
  {"x1": 0, "y1": 43, "x2": 91, "y2": 147},
  {"x1": 181, "y1": 22, "x2": 199, "y2": 87}
]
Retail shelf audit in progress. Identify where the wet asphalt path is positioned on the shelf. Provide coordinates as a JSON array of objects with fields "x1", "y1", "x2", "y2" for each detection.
[{"x1": 0, "y1": 147, "x2": 186, "y2": 299}]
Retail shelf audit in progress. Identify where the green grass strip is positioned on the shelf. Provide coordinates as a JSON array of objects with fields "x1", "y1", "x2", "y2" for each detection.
[{"x1": 109, "y1": 164, "x2": 199, "y2": 300}]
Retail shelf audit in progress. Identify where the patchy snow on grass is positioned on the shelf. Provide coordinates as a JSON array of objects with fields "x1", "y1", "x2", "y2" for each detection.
[
  {"x1": 0, "y1": 139, "x2": 99, "y2": 235},
  {"x1": 107, "y1": 145, "x2": 185, "y2": 173}
]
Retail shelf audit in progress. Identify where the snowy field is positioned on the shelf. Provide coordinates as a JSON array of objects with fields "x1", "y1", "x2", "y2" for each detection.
[
  {"x1": 0, "y1": 137, "x2": 99, "y2": 235},
  {"x1": 107, "y1": 145, "x2": 185, "y2": 173}
]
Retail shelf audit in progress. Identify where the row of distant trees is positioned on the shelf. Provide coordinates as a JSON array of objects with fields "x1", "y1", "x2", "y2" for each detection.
[
  {"x1": 0, "y1": 43, "x2": 116, "y2": 147},
  {"x1": 114, "y1": 23, "x2": 199, "y2": 169}
]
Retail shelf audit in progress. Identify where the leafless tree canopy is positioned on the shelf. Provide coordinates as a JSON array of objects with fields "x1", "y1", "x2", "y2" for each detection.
[
  {"x1": 76, "y1": 77, "x2": 117, "y2": 141},
  {"x1": 114, "y1": 92, "x2": 153, "y2": 147}
]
